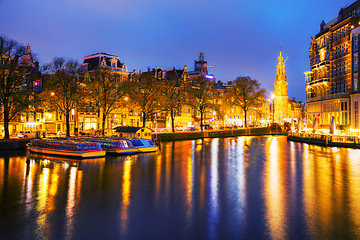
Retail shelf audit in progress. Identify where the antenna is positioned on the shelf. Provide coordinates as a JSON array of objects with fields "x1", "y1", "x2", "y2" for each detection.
[{"x1": 284, "y1": 56, "x2": 289, "y2": 64}]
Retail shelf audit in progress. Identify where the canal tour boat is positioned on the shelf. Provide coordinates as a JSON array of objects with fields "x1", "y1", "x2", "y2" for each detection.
[
  {"x1": 71, "y1": 137, "x2": 138, "y2": 155},
  {"x1": 89, "y1": 138, "x2": 137, "y2": 155},
  {"x1": 130, "y1": 139, "x2": 159, "y2": 153},
  {"x1": 27, "y1": 139, "x2": 106, "y2": 158}
]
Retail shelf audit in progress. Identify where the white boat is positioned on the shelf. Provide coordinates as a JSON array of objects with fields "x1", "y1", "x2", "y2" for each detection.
[
  {"x1": 130, "y1": 139, "x2": 159, "y2": 153},
  {"x1": 27, "y1": 139, "x2": 106, "y2": 158},
  {"x1": 78, "y1": 137, "x2": 138, "y2": 155}
]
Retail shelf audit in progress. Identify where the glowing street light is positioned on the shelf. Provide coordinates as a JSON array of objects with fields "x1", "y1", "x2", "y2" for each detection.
[{"x1": 271, "y1": 93, "x2": 275, "y2": 124}]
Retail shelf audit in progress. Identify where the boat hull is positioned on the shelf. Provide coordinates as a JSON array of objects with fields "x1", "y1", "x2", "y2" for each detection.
[
  {"x1": 28, "y1": 146, "x2": 106, "y2": 158},
  {"x1": 106, "y1": 149, "x2": 138, "y2": 154},
  {"x1": 136, "y1": 146, "x2": 159, "y2": 153}
]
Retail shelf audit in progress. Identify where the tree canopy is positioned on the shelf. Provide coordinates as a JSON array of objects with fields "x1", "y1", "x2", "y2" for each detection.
[
  {"x1": 185, "y1": 78, "x2": 215, "y2": 131},
  {"x1": 87, "y1": 69, "x2": 128, "y2": 135},
  {"x1": 0, "y1": 36, "x2": 35, "y2": 139},
  {"x1": 128, "y1": 72, "x2": 160, "y2": 128},
  {"x1": 43, "y1": 57, "x2": 83, "y2": 137},
  {"x1": 225, "y1": 76, "x2": 266, "y2": 127}
]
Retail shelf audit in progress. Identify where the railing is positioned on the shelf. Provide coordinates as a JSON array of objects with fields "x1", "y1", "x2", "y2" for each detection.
[
  {"x1": 308, "y1": 77, "x2": 330, "y2": 86},
  {"x1": 288, "y1": 132, "x2": 360, "y2": 145},
  {"x1": 306, "y1": 93, "x2": 349, "y2": 103}
]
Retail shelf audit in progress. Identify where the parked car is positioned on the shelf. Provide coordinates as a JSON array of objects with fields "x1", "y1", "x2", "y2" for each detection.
[
  {"x1": 186, "y1": 127, "x2": 197, "y2": 131},
  {"x1": 204, "y1": 124, "x2": 213, "y2": 130},
  {"x1": 17, "y1": 131, "x2": 35, "y2": 138}
]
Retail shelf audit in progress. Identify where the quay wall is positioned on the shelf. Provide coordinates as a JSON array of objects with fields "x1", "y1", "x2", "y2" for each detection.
[
  {"x1": 155, "y1": 127, "x2": 284, "y2": 142},
  {"x1": 0, "y1": 139, "x2": 30, "y2": 151},
  {"x1": 0, "y1": 127, "x2": 285, "y2": 151}
]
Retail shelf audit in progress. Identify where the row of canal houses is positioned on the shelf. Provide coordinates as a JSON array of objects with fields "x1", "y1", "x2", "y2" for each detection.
[{"x1": 1, "y1": 49, "x2": 274, "y2": 137}]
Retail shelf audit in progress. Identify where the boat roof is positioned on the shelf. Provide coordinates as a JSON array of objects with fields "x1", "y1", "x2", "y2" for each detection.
[{"x1": 113, "y1": 126, "x2": 153, "y2": 133}]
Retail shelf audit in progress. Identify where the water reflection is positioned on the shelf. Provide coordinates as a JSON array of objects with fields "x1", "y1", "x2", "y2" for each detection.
[
  {"x1": 65, "y1": 166, "x2": 81, "y2": 239},
  {"x1": 264, "y1": 136, "x2": 288, "y2": 240},
  {"x1": 1, "y1": 137, "x2": 360, "y2": 239},
  {"x1": 208, "y1": 138, "x2": 219, "y2": 239},
  {"x1": 184, "y1": 141, "x2": 194, "y2": 228},
  {"x1": 120, "y1": 157, "x2": 133, "y2": 235},
  {"x1": 35, "y1": 166, "x2": 50, "y2": 238},
  {"x1": 302, "y1": 145, "x2": 360, "y2": 239}
]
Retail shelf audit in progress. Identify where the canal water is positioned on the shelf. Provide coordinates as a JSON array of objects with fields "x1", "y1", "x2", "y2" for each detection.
[{"x1": 1, "y1": 136, "x2": 360, "y2": 240}]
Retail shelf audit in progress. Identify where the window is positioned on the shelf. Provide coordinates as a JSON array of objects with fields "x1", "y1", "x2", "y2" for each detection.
[
  {"x1": 355, "y1": 35, "x2": 359, "y2": 51},
  {"x1": 354, "y1": 76, "x2": 358, "y2": 91},
  {"x1": 355, "y1": 54, "x2": 359, "y2": 71},
  {"x1": 345, "y1": 112, "x2": 348, "y2": 124},
  {"x1": 355, "y1": 101, "x2": 359, "y2": 128},
  {"x1": 345, "y1": 63, "x2": 348, "y2": 74}
]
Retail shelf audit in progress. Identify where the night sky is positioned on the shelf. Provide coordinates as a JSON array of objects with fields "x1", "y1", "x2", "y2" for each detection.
[{"x1": 0, "y1": 0, "x2": 356, "y2": 101}]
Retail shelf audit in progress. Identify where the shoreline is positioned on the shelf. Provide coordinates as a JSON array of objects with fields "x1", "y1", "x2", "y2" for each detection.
[{"x1": 0, "y1": 127, "x2": 285, "y2": 151}]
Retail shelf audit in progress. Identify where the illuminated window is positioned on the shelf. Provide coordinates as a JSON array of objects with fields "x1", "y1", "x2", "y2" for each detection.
[
  {"x1": 345, "y1": 112, "x2": 348, "y2": 124},
  {"x1": 355, "y1": 54, "x2": 359, "y2": 71},
  {"x1": 355, "y1": 101, "x2": 359, "y2": 127},
  {"x1": 354, "y1": 35, "x2": 358, "y2": 51}
]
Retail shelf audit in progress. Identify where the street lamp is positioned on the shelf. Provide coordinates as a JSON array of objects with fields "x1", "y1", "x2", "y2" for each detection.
[
  {"x1": 271, "y1": 93, "x2": 275, "y2": 124},
  {"x1": 72, "y1": 108, "x2": 77, "y2": 136}
]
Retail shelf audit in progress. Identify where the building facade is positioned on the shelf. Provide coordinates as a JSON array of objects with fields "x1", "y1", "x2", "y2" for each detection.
[
  {"x1": 80, "y1": 53, "x2": 137, "y2": 134},
  {"x1": 305, "y1": 1, "x2": 360, "y2": 131}
]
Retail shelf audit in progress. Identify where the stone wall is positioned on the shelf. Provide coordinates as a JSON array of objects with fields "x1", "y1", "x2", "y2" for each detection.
[
  {"x1": 154, "y1": 127, "x2": 284, "y2": 142},
  {"x1": 0, "y1": 139, "x2": 30, "y2": 150}
]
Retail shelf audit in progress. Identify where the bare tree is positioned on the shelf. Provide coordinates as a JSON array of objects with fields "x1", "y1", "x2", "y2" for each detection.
[
  {"x1": 185, "y1": 79, "x2": 215, "y2": 131},
  {"x1": 225, "y1": 76, "x2": 266, "y2": 128},
  {"x1": 128, "y1": 73, "x2": 159, "y2": 128},
  {"x1": 0, "y1": 36, "x2": 34, "y2": 139},
  {"x1": 43, "y1": 58, "x2": 83, "y2": 137},
  {"x1": 87, "y1": 69, "x2": 127, "y2": 135},
  {"x1": 158, "y1": 80, "x2": 183, "y2": 132}
]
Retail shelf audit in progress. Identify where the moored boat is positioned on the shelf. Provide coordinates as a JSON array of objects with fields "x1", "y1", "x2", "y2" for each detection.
[
  {"x1": 72, "y1": 137, "x2": 137, "y2": 155},
  {"x1": 130, "y1": 139, "x2": 159, "y2": 153},
  {"x1": 27, "y1": 139, "x2": 106, "y2": 158}
]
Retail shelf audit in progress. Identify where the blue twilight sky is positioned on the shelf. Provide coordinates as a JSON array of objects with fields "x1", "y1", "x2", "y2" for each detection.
[{"x1": 0, "y1": 0, "x2": 356, "y2": 101}]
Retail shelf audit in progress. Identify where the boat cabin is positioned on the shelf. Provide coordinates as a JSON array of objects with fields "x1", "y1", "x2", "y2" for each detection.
[{"x1": 113, "y1": 126, "x2": 153, "y2": 139}]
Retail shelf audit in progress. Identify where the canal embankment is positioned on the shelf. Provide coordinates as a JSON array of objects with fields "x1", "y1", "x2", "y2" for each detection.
[
  {"x1": 0, "y1": 127, "x2": 285, "y2": 150},
  {"x1": 0, "y1": 139, "x2": 30, "y2": 151},
  {"x1": 155, "y1": 127, "x2": 284, "y2": 141}
]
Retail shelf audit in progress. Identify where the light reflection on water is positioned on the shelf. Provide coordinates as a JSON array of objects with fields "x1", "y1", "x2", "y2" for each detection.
[
  {"x1": 264, "y1": 136, "x2": 287, "y2": 240},
  {"x1": 1, "y1": 136, "x2": 360, "y2": 239}
]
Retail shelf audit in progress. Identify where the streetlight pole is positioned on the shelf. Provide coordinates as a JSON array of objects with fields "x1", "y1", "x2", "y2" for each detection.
[{"x1": 72, "y1": 108, "x2": 77, "y2": 136}]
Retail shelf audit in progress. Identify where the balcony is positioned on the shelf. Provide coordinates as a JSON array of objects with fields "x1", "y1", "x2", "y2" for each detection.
[
  {"x1": 307, "y1": 77, "x2": 330, "y2": 86},
  {"x1": 306, "y1": 93, "x2": 349, "y2": 103},
  {"x1": 311, "y1": 60, "x2": 330, "y2": 69}
]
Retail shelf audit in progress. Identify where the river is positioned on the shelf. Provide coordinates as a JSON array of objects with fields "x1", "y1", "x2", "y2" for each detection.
[{"x1": 1, "y1": 136, "x2": 360, "y2": 239}]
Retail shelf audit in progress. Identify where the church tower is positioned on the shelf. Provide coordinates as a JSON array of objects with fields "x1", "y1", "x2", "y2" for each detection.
[
  {"x1": 194, "y1": 52, "x2": 208, "y2": 74},
  {"x1": 274, "y1": 51, "x2": 289, "y2": 122}
]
